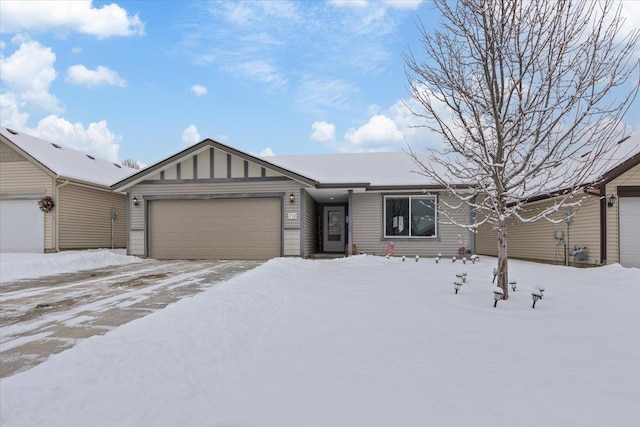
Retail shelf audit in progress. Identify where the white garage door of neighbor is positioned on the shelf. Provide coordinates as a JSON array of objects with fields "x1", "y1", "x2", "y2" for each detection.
[
  {"x1": 0, "y1": 200, "x2": 44, "y2": 253},
  {"x1": 619, "y1": 197, "x2": 640, "y2": 268},
  {"x1": 149, "y1": 198, "x2": 282, "y2": 260}
]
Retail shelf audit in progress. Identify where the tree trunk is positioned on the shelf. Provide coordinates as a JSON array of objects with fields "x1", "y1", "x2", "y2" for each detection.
[{"x1": 497, "y1": 218, "x2": 509, "y2": 300}]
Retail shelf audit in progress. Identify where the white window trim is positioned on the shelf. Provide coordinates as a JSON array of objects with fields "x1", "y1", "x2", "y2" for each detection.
[{"x1": 383, "y1": 195, "x2": 438, "y2": 239}]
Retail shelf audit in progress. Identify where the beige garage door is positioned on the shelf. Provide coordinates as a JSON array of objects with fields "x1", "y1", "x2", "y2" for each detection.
[{"x1": 149, "y1": 198, "x2": 281, "y2": 260}]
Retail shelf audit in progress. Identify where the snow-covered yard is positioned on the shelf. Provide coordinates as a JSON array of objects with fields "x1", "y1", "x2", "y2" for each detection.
[{"x1": 1, "y1": 254, "x2": 638, "y2": 426}]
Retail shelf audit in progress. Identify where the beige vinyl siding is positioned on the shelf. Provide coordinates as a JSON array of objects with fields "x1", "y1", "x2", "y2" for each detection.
[
  {"x1": 213, "y1": 151, "x2": 227, "y2": 178},
  {"x1": 475, "y1": 195, "x2": 601, "y2": 265},
  {"x1": 605, "y1": 163, "x2": 640, "y2": 264},
  {"x1": 164, "y1": 165, "x2": 177, "y2": 180},
  {"x1": 351, "y1": 191, "x2": 473, "y2": 257},
  {"x1": 180, "y1": 158, "x2": 194, "y2": 179},
  {"x1": 130, "y1": 179, "x2": 307, "y2": 256},
  {"x1": 196, "y1": 151, "x2": 210, "y2": 179},
  {"x1": 303, "y1": 190, "x2": 318, "y2": 256},
  {"x1": 0, "y1": 148, "x2": 54, "y2": 251},
  {"x1": 0, "y1": 141, "x2": 25, "y2": 162},
  {"x1": 230, "y1": 156, "x2": 244, "y2": 178},
  {"x1": 58, "y1": 184, "x2": 127, "y2": 249},
  {"x1": 248, "y1": 162, "x2": 262, "y2": 178}
]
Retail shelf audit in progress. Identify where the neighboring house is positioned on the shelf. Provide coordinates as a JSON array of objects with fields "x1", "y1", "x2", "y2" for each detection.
[
  {"x1": 111, "y1": 139, "x2": 475, "y2": 260},
  {"x1": 476, "y1": 151, "x2": 640, "y2": 268},
  {"x1": 0, "y1": 128, "x2": 136, "y2": 253}
]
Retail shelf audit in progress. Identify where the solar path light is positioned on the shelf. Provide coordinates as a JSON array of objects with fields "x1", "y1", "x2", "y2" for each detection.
[
  {"x1": 454, "y1": 280, "x2": 463, "y2": 294},
  {"x1": 493, "y1": 287, "x2": 504, "y2": 307},
  {"x1": 532, "y1": 289, "x2": 542, "y2": 308}
]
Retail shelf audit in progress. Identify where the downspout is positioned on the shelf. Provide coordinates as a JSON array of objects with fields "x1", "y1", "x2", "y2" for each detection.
[
  {"x1": 54, "y1": 179, "x2": 70, "y2": 252},
  {"x1": 599, "y1": 186, "x2": 607, "y2": 264},
  {"x1": 348, "y1": 190, "x2": 353, "y2": 256}
]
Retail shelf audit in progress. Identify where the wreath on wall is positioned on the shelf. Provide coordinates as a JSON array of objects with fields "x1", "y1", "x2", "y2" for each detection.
[{"x1": 38, "y1": 196, "x2": 55, "y2": 213}]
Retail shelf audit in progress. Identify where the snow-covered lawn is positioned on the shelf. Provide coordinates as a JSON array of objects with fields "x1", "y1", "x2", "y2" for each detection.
[
  {"x1": 0, "y1": 249, "x2": 143, "y2": 283},
  {"x1": 1, "y1": 255, "x2": 638, "y2": 426}
]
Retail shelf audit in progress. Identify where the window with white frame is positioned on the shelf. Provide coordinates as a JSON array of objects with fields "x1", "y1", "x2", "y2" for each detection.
[{"x1": 384, "y1": 195, "x2": 437, "y2": 238}]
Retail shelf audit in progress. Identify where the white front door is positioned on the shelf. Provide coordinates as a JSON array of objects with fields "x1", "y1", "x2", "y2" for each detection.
[
  {"x1": 323, "y1": 206, "x2": 345, "y2": 252},
  {"x1": 619, "y1": 197, "x2": 640, "y2": 267}
]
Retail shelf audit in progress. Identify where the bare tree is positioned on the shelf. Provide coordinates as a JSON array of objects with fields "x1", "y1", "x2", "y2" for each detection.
[
  {"x1": 404, "y1": 0, "x2": 639, "y2": 299},
  {"x1": 121, "y1": 158, "x2": 141, "y2": 170}
]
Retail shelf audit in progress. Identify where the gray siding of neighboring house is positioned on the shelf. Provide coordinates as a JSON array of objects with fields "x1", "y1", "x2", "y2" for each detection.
[
  {"x1": 475, "y1": 195, "x2": 601, "y2": 265},
  {"x1": 58, "y1": 184, "x2": 127, "y2": 250},
  {"x1": 302, "y1": 190, "x2": 318, "y2": 257},
  {"x1": 605, "y1": 163, "x2": 640, "y2": 264},
  {"x1": 351, "y1": 191, "x2": 473, "y2": 257},
  {"x1": 0, "y1": 141, "x2": 54, "y2": 251}
]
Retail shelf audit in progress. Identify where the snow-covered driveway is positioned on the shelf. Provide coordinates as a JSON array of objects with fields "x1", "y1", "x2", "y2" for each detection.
[{"x1": 0, "y1": 258, "x2": 263, "y2": 377}]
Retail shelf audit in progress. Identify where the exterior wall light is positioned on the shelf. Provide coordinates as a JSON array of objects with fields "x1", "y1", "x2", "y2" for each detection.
[
  {"x1": 289, "y1": 193, "x2": 295, "y2": 203},
  {"x1": 510, "y1": 281, "x2": 517, "y2": 291},
  {"x1": 132, "y1": 196, "x2": 139, "y2": 206},
  {"x1": 607, "y1": 194, "x2": 616, "y2": 208}
]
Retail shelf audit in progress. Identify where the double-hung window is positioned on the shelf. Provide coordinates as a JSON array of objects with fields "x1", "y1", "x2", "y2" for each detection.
[{"x1": 384, "y1": 195, "x2": 437, "y2": 238}]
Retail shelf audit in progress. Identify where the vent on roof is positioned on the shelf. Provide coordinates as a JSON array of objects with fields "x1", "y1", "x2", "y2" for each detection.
[
  {"x1": 86, "y1": 154, "x2": 95, "y2": 160},
  {"x1": 6, "y1": 128, "x2": 19, "y2": 135},
  {"x1": 114, "y1": 163, "x2": 122, "y2": 168},
  {"x1": 51, "y1": 143, "x2": 62, "y2": 149}
]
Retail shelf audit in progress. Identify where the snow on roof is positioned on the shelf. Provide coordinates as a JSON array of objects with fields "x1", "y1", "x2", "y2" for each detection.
[
  {"x1": 265, "y1": 152, "x2": 442, "y2": 187},
  {"x1": 1, "y1": 128, "x2": 137, "y2": 187}
]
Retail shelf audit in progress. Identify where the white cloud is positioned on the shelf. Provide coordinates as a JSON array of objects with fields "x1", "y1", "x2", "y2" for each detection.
[
  {"x1": 383, "y1": 0, "x2": 423, "y2": 10},
  {"x1": 259, "y1": 147, "x2": 275, "y2": 156},
  {"x1": 0, "y1": 0, "x2": 144, "y2": 39},
  {"x1": 367, "y1": 104, "x2": 380, "y2": 116},
  {"x1": 344, "y1": 114, "x2": 404, "y2": 147},
  {"x1": 0, "y1": 38, "x2": 61, "y2": 112},
  {"x1": 310, "y1": 121, "x2": 336, "y2": 142},
  {"x1": 223, "y1": 60, "x2": 287, "y2": 88},
  {"x1": 329, "y1": 0, "x2": 368, "y2": 8},
  {"x1": 72, "y1": 47, "x2": 82, "y2": 54},
  {"x1": 0, "y1": 39, "x2": 123, "y2": 162},
  {"x1": 0, "y1": 92, "x2": 29, "y2": 130},
  {"x1": 191, "y1": 84, "x2": 208, "y2": 96},
  {"x1": 329, "y1": 0, "x2": 422, "y2": 9},
  {"x1": 182, "y1": 125, "x2": 201, "y2": 146},
  {"x1": 296, "y1": 77, "x2": 359, "y2": 114},
  {"x1": 32, "y1": 115, "x2": 121, "y2": 162},
  {"x1": 65, "y1": 65, "x2": 126, "y2": 87}
]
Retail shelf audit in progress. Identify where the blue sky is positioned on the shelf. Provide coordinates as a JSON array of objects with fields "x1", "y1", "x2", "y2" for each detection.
[{"x1": 1, "y1": 0, "x2": 639, "y2": 166}]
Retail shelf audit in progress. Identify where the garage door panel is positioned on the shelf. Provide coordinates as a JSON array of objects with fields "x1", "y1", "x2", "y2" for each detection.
[
  {"x1": 0, "y1": 200, "x2": 44, "y2": 253},
  {"x1": 619, "y1": 197, "x2": 640, "y2": 268},
  {"x1": 149, "y1": 198, "x2": 281, "y2": 260}
]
